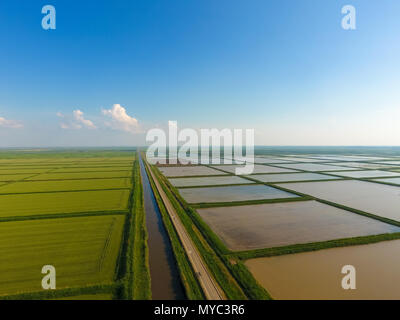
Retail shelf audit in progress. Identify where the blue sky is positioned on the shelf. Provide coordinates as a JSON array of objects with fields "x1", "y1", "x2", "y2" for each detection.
[{"x1": 0, "y1": 0, "x2": 399, "y2": 146}]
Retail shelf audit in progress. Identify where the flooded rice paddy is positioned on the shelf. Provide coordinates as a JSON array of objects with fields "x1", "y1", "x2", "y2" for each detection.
[
  {"x1": 324, "y1": 162, "x2": 398, "y2": 169},
  {"x1": 210, "y1": 164, "x2": 297, "y2": 175},
  {"x1": 330, "y1": 170, "x2": 400, "y2": 178},
  {"x1": 197, "y1": 200, "x2": 400, "y2": 251},
  {"x1": 375, "y1": 161, "x2": 400, "y2": 166},
  {"x1": 158, "y1": 165, "x2": 227, "y2": 177},
  {"x1": 169, "y1": 175, "x2": 254, "y2": 187},
  {"x1": 276, "y1": 163, "x2": 356, "y2": 172},
  {"x1": 154, "y1": 152, "x2": 400, "y2": 300},
  {"x1": 178, "y1": 184, "x2": 298, "y2": 204},
  {"x1": 279, "y1": 180, "x2": 400, "y2": 222},
  {"x1": 308, "y1": 155, "x2": 390, "y2": 162},
  {"x1": 373, "y1": 177, "x2": 400, "y2": 185},
  {"x1": 249, "y1": 172, "x2": 339, "y2": 183}
]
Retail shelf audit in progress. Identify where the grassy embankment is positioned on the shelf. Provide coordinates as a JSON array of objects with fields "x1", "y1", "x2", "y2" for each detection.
[
  {"x1": 144, "y1": 161, "x2": 204, "y2": 299},
  {"x1": 151, "y1": 164, "x2": 265, "y2": 300},
  {"x1": 116, "y1": 154, "x2": 151, "y2": 299}
]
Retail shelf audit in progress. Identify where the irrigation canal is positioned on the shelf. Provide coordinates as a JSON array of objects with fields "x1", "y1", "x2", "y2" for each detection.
[{"x1": 138, "y1": 153, "x2": 185, "y2": 299}]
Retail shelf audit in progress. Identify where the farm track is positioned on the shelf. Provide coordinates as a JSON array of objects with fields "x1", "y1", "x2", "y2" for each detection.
[{"x1": 98, "y1": 218, "x2": 117, "y2": 272}]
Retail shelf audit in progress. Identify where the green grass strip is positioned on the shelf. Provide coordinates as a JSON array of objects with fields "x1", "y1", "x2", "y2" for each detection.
[
  {"x1": 0, "y1": 284, "x2": 116, "y2": 300},
  {"x1": 191, "y1": 196, "x2": 311, "y2": 209},
  {"x1": 152, "y1": 165, "x2": 248, "y2": 300},
  {"x1": 233, "y1": 232, "x2": 400, "y2": 260},
  {"x1": 144, "y1": 160, "x2": 204, "y2": 300},
  {"x1": 115, "y1": 155, "x2": 151, "y2": 300},
  {"x1": 0, "y1": 210, "x2": 127, "y2": 223},
  {"x1": 131, "y1": 157, "x2": 151, "y2": 299}
]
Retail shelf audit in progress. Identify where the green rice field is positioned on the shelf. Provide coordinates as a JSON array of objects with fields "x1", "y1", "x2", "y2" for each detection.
[
  {"x1": 0, "y1": 215, "x2": 124, "y2": 296},
  {"x1": 0, "y1": 150, "x2": 136, "y2": 299},
  {"x1": 50, "y1": 167, "x2": 133, "y2": 173},
  {"x1": 26, "y1": 171, "x2": 132, "y2": 181},
  {"x1": 55, "y1": 294, "x2": 113, "y2": 300},
  {"x1": 0, "y1": 178, "x2": 132, "y2": 194},
  {"x1": 0, "y1": 189, "x2": 130, "y2": 218},
  {"x1": 0, "y1": 168, "x2": 51, "y2": 174},
  {"x1": 0, "y1": 174, "x2": 32, "y2": 181}
]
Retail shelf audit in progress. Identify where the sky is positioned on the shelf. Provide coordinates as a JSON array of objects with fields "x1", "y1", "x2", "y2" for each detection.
[{"x1": 0, "y1": 0, "x2": 400, "y2": 147}]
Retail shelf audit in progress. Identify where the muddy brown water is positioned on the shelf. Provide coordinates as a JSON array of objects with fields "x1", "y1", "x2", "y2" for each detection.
[
  {"x1": 139, "y1": 155, "x2": 185, "y2": 300},
  {"x1": 246, "y1": 239, "x2": 400, "y2": 299}
]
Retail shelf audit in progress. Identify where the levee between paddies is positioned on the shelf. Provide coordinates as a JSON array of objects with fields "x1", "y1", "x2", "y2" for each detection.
[
  {"x1": 178, "y1": 184, "x2": 298, "y2": 204},
  {"x1": 324, "y1": 162, "x2": 398, "y2": 169},
  {"x1": 279, "y1": 180, "x2": 400, "y2": 222},
  {"x1": 276, "y1": 163, "x2": 356, "y2": 172},
  {"x1": 272, "y1": 156, "x2": 328, "y2": 163},
  {"x1": 0, "y1": 178, "x2": 132, "y2": 194},
  {"x1": 0, "y1": 189, "x2": 130, "y2": 218},
  {"x1": 308, "y1": 155, "x2": 388, "y2": 162},
  {"x1": 245, "y1": 239, "x2": 400, "y2": 299},
  {"x1": 373, "y1": 177, "x2": 400, "y2": 185},
  {"x1": 197, "y1": 201, "x2": 400, "y2": 251},
  {"x1": 330, "y1": 170, "x2": 400, "y2": 179},
  {"x1": 0, "y1": 215, "x2": 124, "y2": 296}
]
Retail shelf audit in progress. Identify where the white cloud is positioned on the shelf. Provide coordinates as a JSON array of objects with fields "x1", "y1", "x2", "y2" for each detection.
[
  {"x1": 0, "y1": 116, "x2": 23, "y2": 128},
  {"x1": 102, "y1": 104, "x2": 140, "y2": 133},
  {"x1": 73, "y1": 110, "x2": 97, "y2": 129},
  {"x1": 57, "y1": 110, "x2": 96, "y2": 129}
]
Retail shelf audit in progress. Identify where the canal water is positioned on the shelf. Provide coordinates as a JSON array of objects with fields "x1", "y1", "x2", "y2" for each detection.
[{"x1": 138, "y1": 154, "x2": 185, "y2": 300}]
